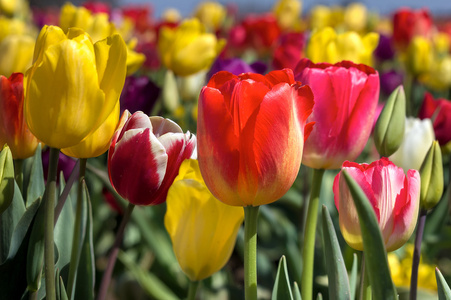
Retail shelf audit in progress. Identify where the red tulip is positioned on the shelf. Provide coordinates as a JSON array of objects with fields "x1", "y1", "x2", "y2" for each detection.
[
  {"x1": 108, "y1": 111, "x2": 196, "y2": 205},
  {"x1": 0, "y1": 73, "x2": 39, "y2": 159},
  {"x1": 333, "y1": 158, "x2": 420, "y2": 251},
  {"x1": 294, "y1": 58, "x2": 379, "y2": 169},
  {"x1": 392, "y1": 8, "x2": 432, "y2": 49},
  {"x1": 272, "y1": 32, "x2": 305, "y2": 71},
  {"x1": 197, "y1": 69, "x2": 314, "y2": 206},
  {"x1": 419, "y1": 92, "x2": 451, "y2": 146}
]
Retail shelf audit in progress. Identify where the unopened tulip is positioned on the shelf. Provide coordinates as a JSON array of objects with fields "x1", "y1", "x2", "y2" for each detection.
[
  {"x1": 294, "y1": 58, "x2": 379, "y2": 169},
  {"x1": 334, "y1": 158, "x2": 420, "y2": 251},
  {"x1": 24, "y1": 26, "x2": 127, "y2": 149},
  {"x1": 158, "y1": 18, "x2": 225, "y2": 76},
  {"x1": 197, "y1": 69, "x2": 314, "y2": 206},
  {"x1": 0, "y1": 145, "x2": 14, "y2": 214},
  {"x1": 165, "y1": 159, "x2": 244, "y2": 281},
  {"x1": 0, "y1": 73, "x2": 38, "y2": 159},
  {"x1": 108, "y1": 112, "x2": 196, "y2": 205},
  {"x1": 306, "y1": 27, "x2": 379, "y2": 66},
  {"x1": 419, "y1": 141, "x2": 443, "y2": 211},
  {"x1": 389, "y1": 118, "x2": 435, "y2": 172},
  {"x1": 374, "y1": 86, "x2": 406, "y2": 157}
]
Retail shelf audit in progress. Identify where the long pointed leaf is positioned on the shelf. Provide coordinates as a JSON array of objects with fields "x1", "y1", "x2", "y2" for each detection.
[
  {"x1": 293, "y1": 282, "x2": 302, "y2": 300},
  {"x1": 321, "y1": 205, "x2": 351, "y2": 300},
  {"x1": 349, "y1": 254, "x2": 358, "y2": 300},
  {"x1": 342, "y1": 170, "x2": 397, "y2": 299},
  {"x1": 272, "y1": 256, "x2": 294, "y2": 300},
  {"x1": 26, "y1": 144, "x2": 44, "y2": 207},
  {"x1": 436, "y1": 268, "x2": 451, "y2": 300}
]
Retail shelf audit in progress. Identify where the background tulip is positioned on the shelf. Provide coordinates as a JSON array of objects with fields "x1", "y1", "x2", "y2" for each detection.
[
  {"x1": 108, "y1": 112, "x2": 196, "y2": 206},
  {"x1": 0, "y1": 73, "x2": 38, "y2": 159},
  {"x1": 392, "y1": 8, "x2": 432, "y2": 49},
  {"x1": 158, "y1": 18, "x2": 225, "y2": 76},
  {"x1": 197, "y1": 69, "x2": 314, "y2": 206},
  {"x1": 389, "y1": 117, "x2": 435, "y2": 172},
  {"x1": 24, "y1": 26, "x2": 127, "y2": 149},
  {"x1": 294, "y1": 58, "x2": 379, "y2": 169},
  {"x1": 419, "y1": 93, "x2": 451, "y2": 146},
  {"x1": 165, "y1": 159, "x2": 244, "y2": 281},
  {"x1": 333, "y1": 158, "x2": 420, "y2": 251},
  {"x1": 0, "y1": 34, "x2": 34, "y2": 77}
]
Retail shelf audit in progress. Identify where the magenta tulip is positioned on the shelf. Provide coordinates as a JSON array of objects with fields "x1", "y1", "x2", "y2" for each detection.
[
  {"x1": 108, "y1": 111, "x2": 196, "y2": 205},
  {"x1": 333, "y1": 158, "x2": 420, "y2": 251},
  {"x1": 294, "y1": 58, "x2": 380, "y2": 169}
]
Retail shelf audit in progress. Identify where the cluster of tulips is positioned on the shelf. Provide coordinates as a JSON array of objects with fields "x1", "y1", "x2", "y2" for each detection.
[{"x1": 1, "y1": 0, "x2": 451, "y2": 299}]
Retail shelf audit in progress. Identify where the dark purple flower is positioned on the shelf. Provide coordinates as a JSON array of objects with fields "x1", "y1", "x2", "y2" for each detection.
[
  {"x1": 374, "y1": 34, "x2": 395, "y2": 62},
  {"x1": 380, "y1": 70, "x2": 404, "y2": 96},
  {"x1": 120, "y1": 76, "x2": 160, "y2": 115},
  {"x1": 207, "y1": 58, "x2": 267, "y2": 80},
  {"x1": 42, "y1": 148, "x2": 77, "y2": 182}
]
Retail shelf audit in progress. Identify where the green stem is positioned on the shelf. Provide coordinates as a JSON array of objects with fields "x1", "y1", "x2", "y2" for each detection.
[
  {"x1": 13, "y1": 158, "x2": 23, "y2": 194},
  {"x1": 409, "y1": 209, "x2": 427, "y2": 300},
  {"x1": 187, "y1": 280, "x2": 200, "y2": 300},
  {"x1": 66, "y1": 158, "x2": 87, "y2": 300},
  {"x1": 97, "y1": 203, "x2": 136, "y2": 300},
  {"x1": 359, "y1": 253, "x2": 371, "y2": 300},
  {"x1": 244, "y1": 205, "x2": 259, "y2": 300},
  {"x1": 301, "y1": 168, "x2": 325, "y2": 300},
  {"x1": 44, "y1": 147, "x2": 59, "y2": 300}
]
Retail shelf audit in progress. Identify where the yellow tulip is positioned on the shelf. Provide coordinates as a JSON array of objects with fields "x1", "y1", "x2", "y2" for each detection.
[
  {"x1": 420, "y1": 55, "x2": 451, "y2": 90},
  {"x1": 406, "y1": 36, "x2": 433, "y2": 76},
  {"x1": 59, "y1": 2, "x2": 116, "y2": 43},
  {"x1": 0, "y1": 34, "x2": 34, "y2": 76},
  {"x1": 61, "y1": 101, "x2": 122, "y2": 158},
  {"x1": 433, "y1": 32, "x2": 450, "y2": 55},
  {"x1": 306, "y1": 27, "x2": 379, "y2": 66},
  {"x1": 165, "y1": 159, "x2": 244, "y2": 281},
  {"x1": 158, "y1": 18, "x2": 225, "y2": 76},
  {"x1": 0, "y1": 0, "x2": 31, "y2": 19},
  {"x1": 309, "y1": 5, "x2": 332, "y2": 30},
  {"x1": 0, "y1": 16, "x2": 30, "y2": 42},
  {"x1": 343, "y1": 3, "x2": 367, "y2": 32},
  {"x1": 125, "y1": 38, "x2": 146, "y2": 75},
  {"x1": 193, "y1": 1, "x2": 226, "y2": 32},
  {"x1": 24, "y1": 26, "x2": 127, "y2": 149},
  {"x1": 272, "y1": 0, "x2": 302, "y2": 31}
]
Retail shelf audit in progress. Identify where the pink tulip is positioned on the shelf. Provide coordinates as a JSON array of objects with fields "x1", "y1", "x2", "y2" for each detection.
[
  {"x1": 197, "y1": 69, "x2": 314, "y2": 206},
  {"x1": 333, "y1": 158, "x2": 420, "y2": 251},
  {"x1": 294, "y1": 58, "x2": 380, "y2": 169},
  {"x1": 108, "y1": 111, "x2": 196, "y2": 205}
]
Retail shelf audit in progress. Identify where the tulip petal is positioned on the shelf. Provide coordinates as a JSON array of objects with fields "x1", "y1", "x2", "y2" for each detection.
[{"x1": 109, "y1": 128, "x2": 168, "y2": 205}]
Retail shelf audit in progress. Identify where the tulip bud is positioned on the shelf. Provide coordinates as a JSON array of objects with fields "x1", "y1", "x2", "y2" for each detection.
[
  {"x1": 419, "y1": 141, "x2": 444, "y2": 210},
  {"x1": 374, "y1": 85, "x2": 406, "y2": 157},
  {"x1": 0, "y1": 145, "x2": 14, "y2": 214},
  {"x1": 164, "y1": 159, "x2": 244, "y2": 281}
]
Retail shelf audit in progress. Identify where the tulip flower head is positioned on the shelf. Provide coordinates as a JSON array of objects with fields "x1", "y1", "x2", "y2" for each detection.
[
  {"x1": 24, "y1": 25, "x2": 127, "y2": 149},
  {"x1": 294, "y1": 58, "x2": 379, "y2": 169},
  {"x1": 0, "y1": 73, "x2": 38, "y2": 159},
  {"x1": 165, "y1": 159, "x2": 244, "y2": 281},
  {"x1": 197, "y1": 69, "x2": 315, "y2": 206},
  {"x1": 108, "y1": 112, "x2": 196, "y2": 206},
  {"x1": 419, "y1": 93, "x2": 451, "y2": 146},
  {"x1": 334, "y1": 158, "x2": 421, "y2": 251}
]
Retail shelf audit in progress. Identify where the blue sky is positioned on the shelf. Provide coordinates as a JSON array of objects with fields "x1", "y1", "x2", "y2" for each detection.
[{"x1": 118, "y1": 0, "x2": 451, "y2": 19}]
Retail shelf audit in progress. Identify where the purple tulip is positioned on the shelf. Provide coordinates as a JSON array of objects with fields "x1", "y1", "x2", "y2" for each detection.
[
  {"x1": 374, "y1": 34, "x2": 395, "y2": 62},
  {"x1": 119, "y1": 76, "x2": 160, "y2": 115},
  {"x1": 207, "y1": 58, "x2": 267, "y2": 80},
  {"x1": 380, "y1": 70, "x2": 404, "y2": 96}
]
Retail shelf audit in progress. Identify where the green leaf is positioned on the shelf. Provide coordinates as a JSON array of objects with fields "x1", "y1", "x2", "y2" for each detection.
[
  {"x1": 0, "y1": 145, "x2": 15, "y2": 214},
  {"x1": 272, "y1": 256, "x2": 294, "y2": 300},
  {"x1": 348, "y1": 254, "x2": 358, "y2": 300},
  {"x1": 293, "y1": 282, "x2": 302, "y2": 300},
  {"x1": 54, "y1": 174, "x2": 74, "y2": 273},
  {"x1": 118, "y1": 251, "x2": 179, "y2": 300},
  {"x1": 26, "y1": 197, "x2": 46, "y2": 292},
  {"x1": 74, "y1": 182, "x2": 95, "y2": 300},
  {"x1": 58, "y1": 276, "x2": 69, "y2": 300},
  {"x1": 26, "y1": 144, "x2": 45, "y2": 207},
  {"x1": 436, "y1": 268, "x2": 451, "y2": 300},
  {"x1": 0, "y1": 181, "x2": 25, "y2": 263},
  {"x1": 342, "y1": 170, "x2": 397, "y2": 300},
  {"x1": 321, "y1": 205, "x2": 351, "y2": 300}
]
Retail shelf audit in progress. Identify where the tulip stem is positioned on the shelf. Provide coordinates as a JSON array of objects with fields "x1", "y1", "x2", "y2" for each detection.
[
  {"x1": 301, "y1": 168, "x2": 325, "y2": 300},
  {"x1": 359, "y1": 253, "x2": 371, "y2": 300},
  {"x1": 44, "y1": 147, "x2": 59, "y2": 300},
  {"x1": 187, "y1": 280, "x2": 200, "y2": 300},
  {"x1": 244, "y1": 205, "x2": 259, "y2": 300},
  {"x1": 13, "y1": 158, "x2": 23, "y2": 194},
  {"x1": 66, "y1": 158, "x2": 87, "y2": 300},
  {"x1": 409, "y1": 209, "x2": 427, "y2": 300},
  {"x1": 97, "y1": 203, "x2": 136, "y2": 300}
]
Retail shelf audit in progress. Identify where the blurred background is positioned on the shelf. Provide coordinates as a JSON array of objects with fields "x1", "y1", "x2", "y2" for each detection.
[{"x1": 28, "y1": 0, "x2": 451, "y2": 18}]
